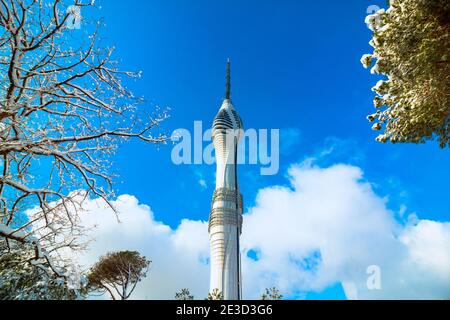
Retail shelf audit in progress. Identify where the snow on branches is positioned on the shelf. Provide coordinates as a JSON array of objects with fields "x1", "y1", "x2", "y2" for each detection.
[
  {"x1": 0, "y1": 0, "x2": 169, "y2": 288},
  {"x1": 361, "y1": 0, "x2": 449, "y2": 147}
]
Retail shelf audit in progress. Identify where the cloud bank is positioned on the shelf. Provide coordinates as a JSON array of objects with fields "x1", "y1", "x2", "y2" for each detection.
[
  {"x1": 241, "y1": 163, "x2": 450, "y2": 299},
  {"x1": 71, "y1": 163, "x2": 450, "y2": 299}
]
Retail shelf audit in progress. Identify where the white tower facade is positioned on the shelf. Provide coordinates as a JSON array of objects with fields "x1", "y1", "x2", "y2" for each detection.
[{"x1": 209, "y1": 60, "x2": 243, "y2": 300}]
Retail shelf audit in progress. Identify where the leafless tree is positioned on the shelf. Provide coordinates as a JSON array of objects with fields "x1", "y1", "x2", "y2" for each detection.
[{"x1": 0, "y1": 0, "x2": 168, "y2": 279}]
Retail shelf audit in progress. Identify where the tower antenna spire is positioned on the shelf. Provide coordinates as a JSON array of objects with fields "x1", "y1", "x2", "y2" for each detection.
[{"x1": 225, "y1": 58, "x2": 231, "y2": 100}]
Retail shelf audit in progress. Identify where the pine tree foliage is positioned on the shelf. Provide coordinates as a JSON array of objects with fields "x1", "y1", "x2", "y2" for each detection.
[
  {"x1": 362, "y1": 0, "x2": 449, "y2": 147},
  {"x1": 175, "y1": 288, "x2": 194, "y2": 300},
  {"x1": 207, "y1": 288, "x2": 223, "y2": 300},
  {"x1": 87, "y1": 250, "x2": 150, "y2": 300},
  {"x1": 260, "y1": 287, "x2": 283, "y2": 300}
]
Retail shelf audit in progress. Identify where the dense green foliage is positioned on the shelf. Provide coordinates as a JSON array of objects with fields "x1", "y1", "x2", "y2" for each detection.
[
  {"x1": 87, "y1": 250, "x2": 150, "y2": 300},
  {"x1": 362, "y1": 0, "x2": 449, "y2": 147}
]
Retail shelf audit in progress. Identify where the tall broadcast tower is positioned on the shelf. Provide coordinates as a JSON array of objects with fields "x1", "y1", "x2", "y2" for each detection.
[{"x1": 208, "y1": 60, "x2": 244, "y2": 300}]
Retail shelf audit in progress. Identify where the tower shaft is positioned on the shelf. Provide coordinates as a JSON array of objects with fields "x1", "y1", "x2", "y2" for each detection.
[{"x1": 209, "y1": 60, "x2": 243, "y2": 300}]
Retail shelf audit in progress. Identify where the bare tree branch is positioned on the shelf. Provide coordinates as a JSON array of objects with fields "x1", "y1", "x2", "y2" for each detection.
[{"x1": 0, "y1": 0, "x2": 169, "y2": 281}]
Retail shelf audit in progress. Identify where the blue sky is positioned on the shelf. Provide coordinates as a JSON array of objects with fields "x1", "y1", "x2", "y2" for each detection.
[
  {"x1": 91, "y1": 0, "x2": 449, "y2": 222},
  {"x1": 74, "y1": 0, "x2": 449, "y2": 299}
]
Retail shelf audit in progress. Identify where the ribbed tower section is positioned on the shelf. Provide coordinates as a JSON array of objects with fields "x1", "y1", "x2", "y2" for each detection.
[{"x1": 209, "y1": 60, "x2": 243, "y2": 300}]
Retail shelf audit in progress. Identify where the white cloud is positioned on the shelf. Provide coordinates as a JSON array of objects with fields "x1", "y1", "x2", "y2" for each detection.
[
  {"x1": 68, "y1": 162, "x2": 450, "y2": 300},
  {"x1": 67, "y1": 195, "x2": 209, "y2": 300},
  {"x1": 198, "y1": 179, "x2": 207, "y2": 189},
  {"x1": 194, "y1": 169, "x2": 209, "y2": 189},
  {"x1": 240, "y1": 163, "x2": 450, "y2": 299},
  {"x1": 401, "y1": 220, "x2": 450, "y2": 279}
]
